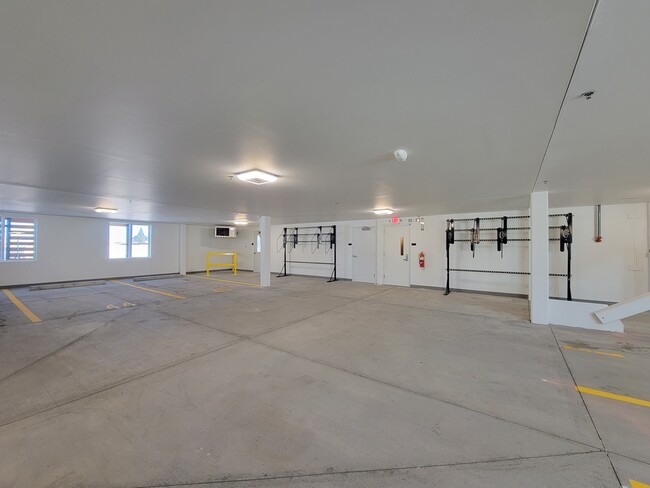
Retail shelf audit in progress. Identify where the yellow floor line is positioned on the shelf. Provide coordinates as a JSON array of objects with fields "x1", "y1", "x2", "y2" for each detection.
[
  {"x1": 2, "y1": 288, "x2": 41, "y2": 323},
  {"x1": 576, "y1": 386, "x2": 650, "y2": 409},
  {"x1": 630, "y1": 480, "x2": 650, "y2": 488},
  {"x1": 193, "y1": 275, "x2": 260, "y2": 287},
  {"x1": 563, "y1": 345, "x2": 624, "y2": 358},
  {"x1": 111, "y1": 280, "x2": 186, "y2": 299}
]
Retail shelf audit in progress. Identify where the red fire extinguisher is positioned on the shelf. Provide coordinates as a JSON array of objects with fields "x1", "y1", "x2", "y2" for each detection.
[{"x1": 418, "y1": 251, "x2": 425, "y2": 268}]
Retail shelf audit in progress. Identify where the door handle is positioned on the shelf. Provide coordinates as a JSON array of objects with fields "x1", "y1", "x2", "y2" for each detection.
[
  {"x1": 352, "y1": 255, "x2": 358, "y2": 258},
  {"x1": 404, "y1": 254, "x2": 408, "y2": 261}
]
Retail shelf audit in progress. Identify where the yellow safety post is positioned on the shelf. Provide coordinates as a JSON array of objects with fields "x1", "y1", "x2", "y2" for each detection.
[{"x1": 206, "y1": 252, "x2": 237, "y2": 276}]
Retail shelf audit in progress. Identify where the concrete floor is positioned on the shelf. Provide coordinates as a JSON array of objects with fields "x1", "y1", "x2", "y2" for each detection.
[{"x1": 0, "y1": 273, "x2": 648, "y2": 487}]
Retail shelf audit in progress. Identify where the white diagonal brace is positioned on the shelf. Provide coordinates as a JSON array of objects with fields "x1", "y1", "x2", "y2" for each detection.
[{"x1": 594, "y1": 292, "x2": 650, "y2": 324}]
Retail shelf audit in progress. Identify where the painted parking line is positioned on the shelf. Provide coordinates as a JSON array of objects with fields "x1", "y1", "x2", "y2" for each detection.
[
  {"x1": 576, "y1": 386, "x2": 650, "y2": 409},
  {"x1": 2, "y1": 288, "x2": 41, "y2": 323},
  {"x1": 630, "y1": 480, "x2": 650, "y2": 488},
  {"x1": 192, "y1": 275, "x2": 260, "y2": 287},
  {"x1": 563, "y1": 345, "x2": 624, "y2": 358},
  {"x1": 111, "y1": 280, "x2": 186, "y2": 299}
]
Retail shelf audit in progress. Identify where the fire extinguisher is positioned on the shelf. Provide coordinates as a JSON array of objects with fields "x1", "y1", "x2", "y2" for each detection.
[{"x1": 418, "y1": 251, "x2": 425, "y2": 268}]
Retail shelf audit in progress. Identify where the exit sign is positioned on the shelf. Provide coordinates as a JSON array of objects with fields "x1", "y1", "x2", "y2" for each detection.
[{"x1": 390, "y1": 216, "x2": 400, "y2": 224}]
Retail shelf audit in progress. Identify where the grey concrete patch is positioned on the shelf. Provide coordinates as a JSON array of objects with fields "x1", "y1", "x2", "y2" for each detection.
[
  {"x1": 365, "y1": 286, "x2": 530, "y2": 322},
  {"x1": 552, "y1": 323, "x2": 650, "y2": 463},
  {"x1": 16, "y1": 292, "x2": 133, "y2": 320},
  {"x1": 274, "y1": 277, "x2": 389, "y2": 301},
  {"x1": 0, "y1": 303, "x2": 34, "y2": 326},
  {"x1": 258, "y1": 299, "x2": 602, "y2": 448},
  {"x1": 610, "y1": 453, "x2": 650, "y2": 488},
  {"x1": 0, "y1": 307, "x2": 238, "y2": 426},
  {"x1": 154, "y1": 452, "x2": 619, "y2": 487},
  {"x1": 577, "y1": 392, "x2": 650, "y2": 464},
  {"x1": 0, "y1": 341, "x2": 594, "y2": 488},
  {"x1": 155, "y1": 287, "x2": 353, "y2": 337},
  {"x1": 0, "y1": 309, "x2": 131, "y2": 380},
  {"x1": 1, "y1": 276, "x2": 646, "y2": 487},
  {"x1": 99, "y1": 282, "x2": 185, "y2": 305}
]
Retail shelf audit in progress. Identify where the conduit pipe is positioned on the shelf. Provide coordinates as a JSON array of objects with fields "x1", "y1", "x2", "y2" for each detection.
[{"x1": 594, "y1": 204, "x2": 602, "y2": 242}]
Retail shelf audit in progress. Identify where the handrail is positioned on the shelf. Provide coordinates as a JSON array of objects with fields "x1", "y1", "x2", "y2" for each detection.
[{"x1": 206, "y1": 252, "x2": 237, "y2": 276}]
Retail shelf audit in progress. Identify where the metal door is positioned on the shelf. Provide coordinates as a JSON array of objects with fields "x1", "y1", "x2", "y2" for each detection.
[
  {"x1": 383, "y1": 225, "x2": 410, "y2": 286},
  {"x1": 351, "y1": 226, "x2": 376, "y2": 283}
]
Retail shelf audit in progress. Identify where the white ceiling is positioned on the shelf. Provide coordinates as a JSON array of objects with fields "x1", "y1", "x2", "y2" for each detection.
[
  {"x1": 0, "y1": 0, "x2": 644, "y2": 225},
  {"x1": 534, "y1": 0, "x2": 650, "y2": 207}
]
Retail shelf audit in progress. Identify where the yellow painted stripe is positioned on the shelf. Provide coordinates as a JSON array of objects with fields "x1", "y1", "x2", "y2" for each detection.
[
  {"x1": 576, "y1": 386, "x2": 650, "y2": 409},
  {"x1": 630, "y1": 480, "x2": 650, "y2": 488},
  {"x1": 111, "y1": 280, "x2": 186, "y2": 299},
  {"x1": 563, "y1": 345, "x2": 624, "y2": 358},
  {"x1": 2, "y1": 288, "x2": 41, "y2": 323},
  {"x1": 193, "y1": 275, "x2": 259, "y2": 287}
]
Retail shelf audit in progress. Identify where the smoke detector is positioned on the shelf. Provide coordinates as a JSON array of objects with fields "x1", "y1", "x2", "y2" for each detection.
[{"x1": 394, "y1": 149, "x2": 408, "y2": 162}]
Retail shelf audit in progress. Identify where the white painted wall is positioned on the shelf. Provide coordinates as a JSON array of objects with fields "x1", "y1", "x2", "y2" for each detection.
[
  {"x1": 0, "y1": 214, "x2": 180, "y2": 287},
  {"x1": 270, "y1": 220, "x2": 376, "y2": 280},
  {"x1": 185, "y1": 225, "x2": 258, "y2": 273},
  {"x1": 274, "y1": 203, "x2": 648, "y2": 303},
  {"x1": 405, "y1": 211, "x2": 531, "y2": 295},
  {"x1": 5, "y1": 203, "x2": 644, "y2": 303},
  {"x1": 548, "y1": 204, "x2": 648, "y2": 302}
]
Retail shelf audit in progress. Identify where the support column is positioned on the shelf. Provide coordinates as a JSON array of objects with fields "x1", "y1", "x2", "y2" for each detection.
[
  {"x1": 179, "y1": 224, "x2": 187, "y2": 276},
  {"x1": 530, "y1": 191, "x2": 549, "y2": 324},
  {"x1": 259, "y1": 216, "x2": 271, "y2": 287}
]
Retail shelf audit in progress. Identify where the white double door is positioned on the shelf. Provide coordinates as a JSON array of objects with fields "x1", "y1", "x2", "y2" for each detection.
[{"x1": 383, "y1": 225, "x2": 410, "y2": 286}]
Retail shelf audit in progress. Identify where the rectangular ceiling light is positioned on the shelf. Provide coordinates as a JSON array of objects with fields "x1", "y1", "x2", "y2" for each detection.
[
  {"x1": 95, "y1": 207, "x2": 118, "y2": 213},
  {"x1": 236, "y1": 170, "x2": 278, "y2": 185},
  {"x1": 233, "y1": 220, "x2": 249, "y2": 225},
  {"x1": 373, "y1": 208, "x2": 394, "y2": 215}
]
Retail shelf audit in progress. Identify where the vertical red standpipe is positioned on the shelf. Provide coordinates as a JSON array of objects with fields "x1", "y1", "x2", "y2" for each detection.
[{"x1": 595, "y1": 204, "x2": 602, "y2": 242}]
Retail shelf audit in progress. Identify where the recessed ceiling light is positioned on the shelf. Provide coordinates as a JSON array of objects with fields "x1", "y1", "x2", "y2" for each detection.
[
  {"x1": 236, "y1": 170, "x2": 278, "y2": 185},
  {"x1": 233, "y1": 220, "x2": 249, "y2": 225},
  {"x1": 373, "y1": 208, "x2": 394, "y2": 215},
  {"x1": 95, "y1": 207, "x2": 118, "y2": 214}
]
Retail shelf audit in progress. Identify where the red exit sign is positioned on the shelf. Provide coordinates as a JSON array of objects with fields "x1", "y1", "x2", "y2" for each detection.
[{"x1": 390, "y1": 216, "x2": 400, "y2": 224}]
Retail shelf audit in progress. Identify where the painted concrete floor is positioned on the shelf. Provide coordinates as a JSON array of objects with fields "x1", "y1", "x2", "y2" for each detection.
[{"x1": 0, "y1": 273, "x2": 648, "y2": 487}]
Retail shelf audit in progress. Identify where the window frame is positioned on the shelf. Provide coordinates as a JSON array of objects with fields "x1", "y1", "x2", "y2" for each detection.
[
  {"x1": 0, "y1": 214, "x2": 37, "y2": 262},
  {"x1": 108, "y1": 222, "x2": 151, "y2": 260}
]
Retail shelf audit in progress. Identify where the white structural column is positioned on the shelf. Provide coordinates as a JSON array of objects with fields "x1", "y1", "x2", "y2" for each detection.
[
  {"x1": 179, "y1": 224, "x2": 187, "y2": 276},
  {"x1": 530, "y1": 191, "x2": 549, "y2": 324},
  {"x1": 259, "y1": 216, "x2": 271, "y2": 287}
]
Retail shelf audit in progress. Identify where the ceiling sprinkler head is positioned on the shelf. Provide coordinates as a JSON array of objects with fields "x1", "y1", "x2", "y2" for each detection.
[{"x1": 581, "y1": 91, "x2": 595, "y2": 100}]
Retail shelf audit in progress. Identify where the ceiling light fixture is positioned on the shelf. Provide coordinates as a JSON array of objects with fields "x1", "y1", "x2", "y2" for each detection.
[
  {"x1": 236, "y1": 170, "x2": 278, "y2": 185},
  {"x1": 233, "y1": 220, "x2": 249, "y2": 225},
  {"x1": 94, "y1": 207, "x2": 118, "y2": 214},
  {"x1": 373, "y1": 208, "x2": 394, "y2": 215}
]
